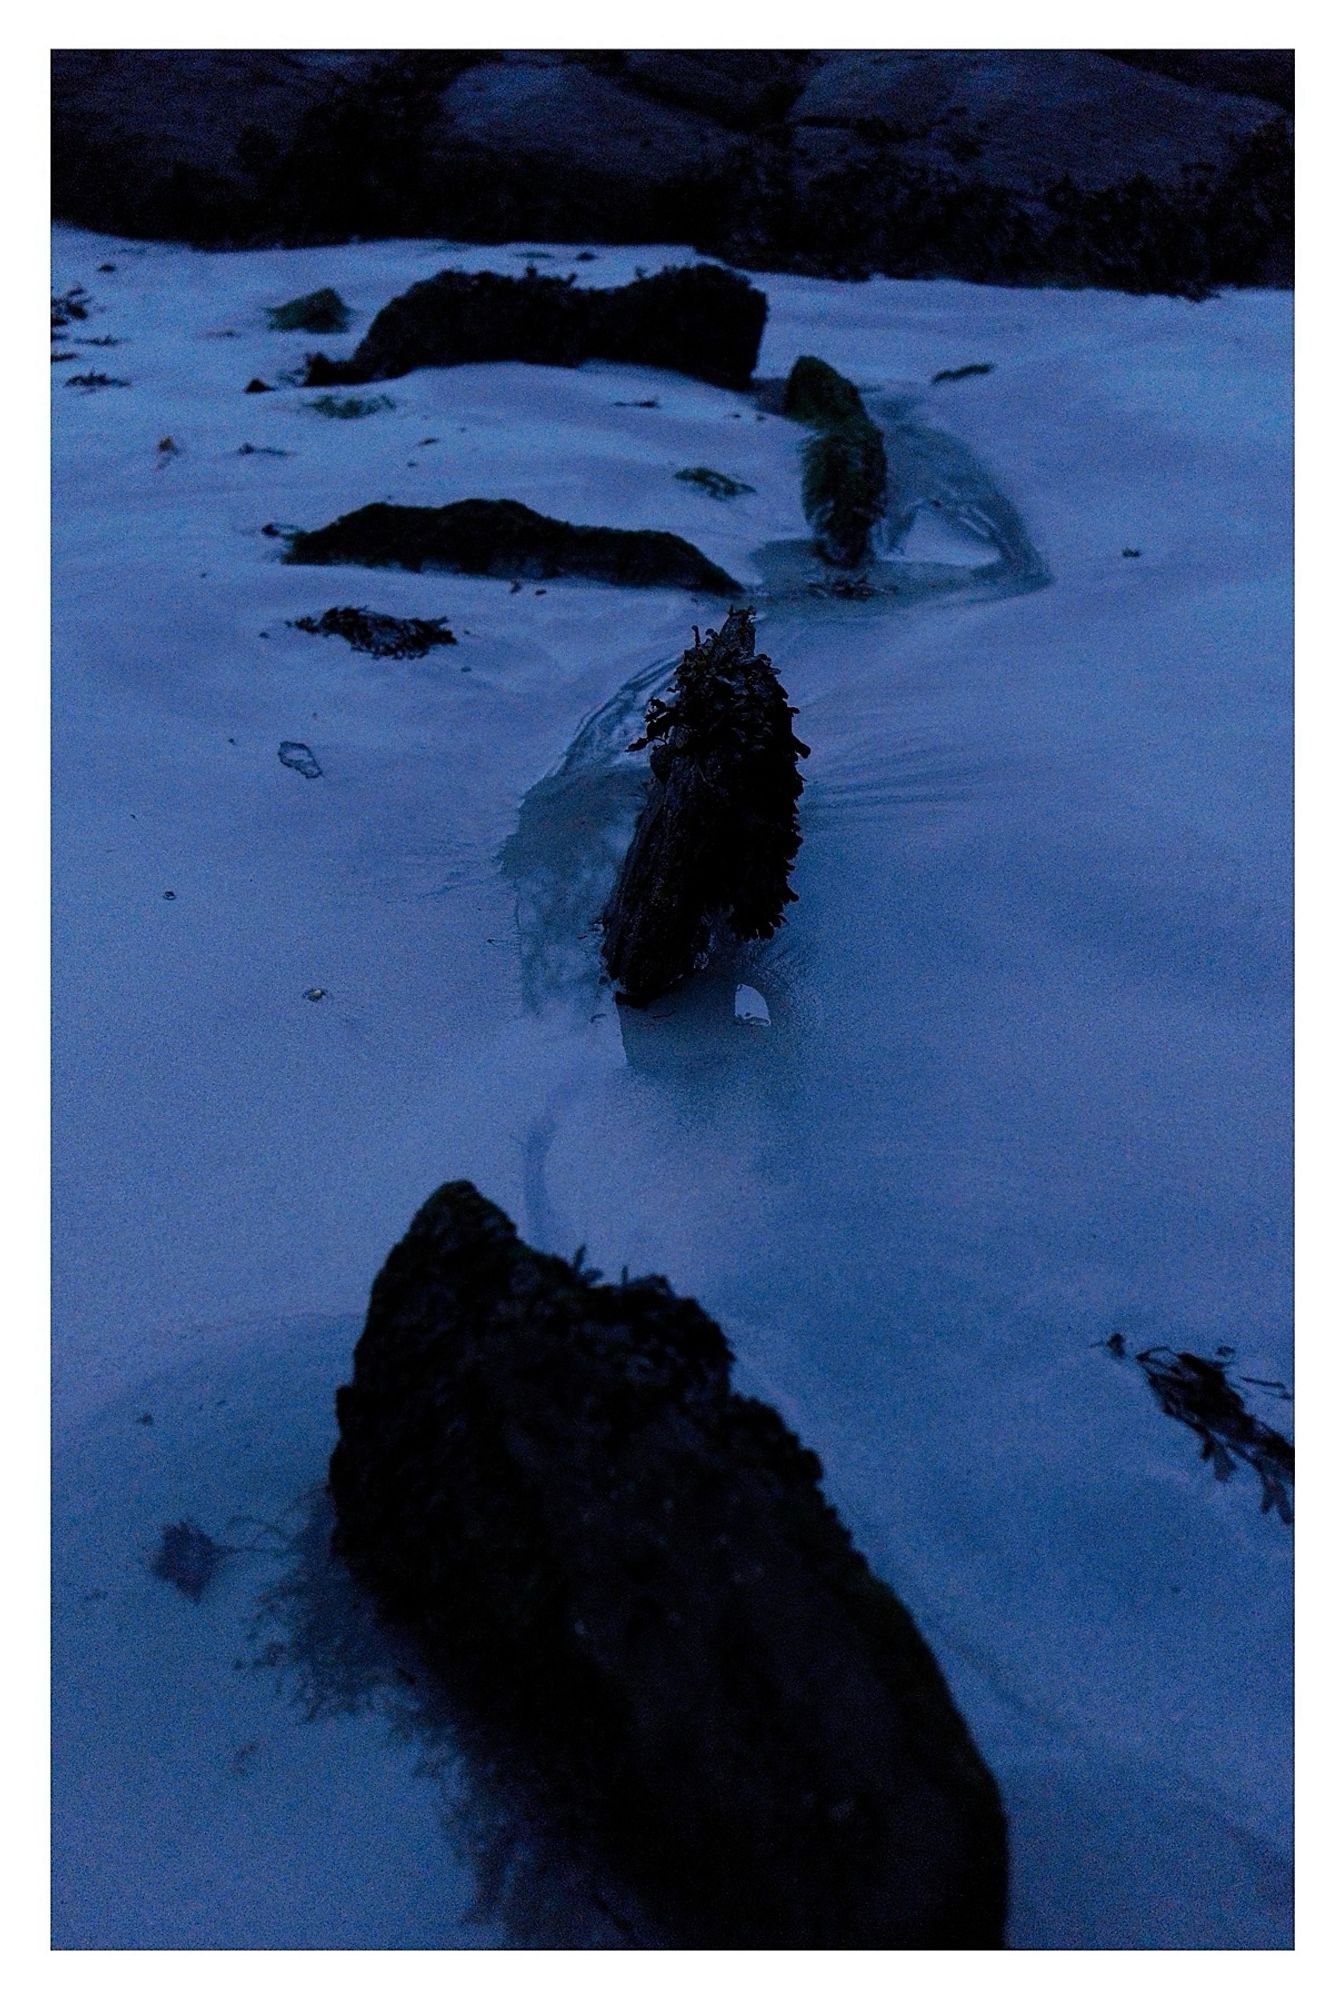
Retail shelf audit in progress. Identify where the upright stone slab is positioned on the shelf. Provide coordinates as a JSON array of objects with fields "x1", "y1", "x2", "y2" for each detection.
[
  {"x1": 329, "y1": 1181, "x2": 1009, "y2": 1948},
  {"x1": 601, "y1": 609, "x2": 808, "y2": 1006}
]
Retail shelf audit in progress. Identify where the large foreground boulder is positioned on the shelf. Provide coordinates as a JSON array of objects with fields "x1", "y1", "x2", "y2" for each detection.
[
  {"x1": 329, "y1": 1181, "x2": 1008, "y2": 1948},
  {"x1": 602, "y1": 609, "x2": 809, "y2": 1007},
  {"x1": 283, "y1": 498, "x2": 741, "y2": 594},
  {"x1": 305, "y1": 262, "x2": 767, "y2": 390}
]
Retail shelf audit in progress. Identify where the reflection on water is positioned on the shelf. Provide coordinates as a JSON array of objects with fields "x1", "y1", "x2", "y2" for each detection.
[{"x1": 497, "y1": 652, "x2": 669, "y2": 1014}]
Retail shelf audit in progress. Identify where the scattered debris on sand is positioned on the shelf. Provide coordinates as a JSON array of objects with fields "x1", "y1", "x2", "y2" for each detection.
[{"x1": 51, "y1": 285, "x2": 90, "y2": 332}]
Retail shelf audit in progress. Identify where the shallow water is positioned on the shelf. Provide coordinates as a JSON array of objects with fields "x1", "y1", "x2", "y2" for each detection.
[{"x1": 52, "y1": 226, "x2": 1291, "y2": 1949}]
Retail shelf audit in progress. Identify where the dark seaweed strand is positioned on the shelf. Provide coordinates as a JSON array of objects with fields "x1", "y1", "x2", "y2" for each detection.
[{"x1": 1135, "y1": 1346, "x2": 1294, "y2": 1522}]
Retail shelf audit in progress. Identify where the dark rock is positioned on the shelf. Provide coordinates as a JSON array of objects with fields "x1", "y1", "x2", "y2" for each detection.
[
  {"x1": 930, "y1": 361, "x2": 995, "y2": 384},
  {"x1": 303, "y1": 262, "x2": 767, "y2": 391},
  {"x1": 784, "y1": 356, "x2": 888, "y2": 569},
  {"x1": 51, "y1": 50, "x2": 1292, "y2": 294},
  {"x1": 283, "y1": 499, "x2": 741, "y2": 595},
  {"x1": 1102, "y1": 50, "x2": 1293, "y2": 113},
  {"x1": 602, "y1": 609, "x2": 808, "y2": 1006},
  {"x1": 65, "y1": 371, "x2": 129, "y2": 390},
  {"x1": 291, "y1": 606, "x2": 458, "y2": 658},
  {"x1": 329, "y1": 1180, "x2": 1009, "y2": 1948},
  {"x1": 787, "y1": 50, "x2": 1277, "y2": 194},
  {"x1": 622, "y1": 50, "x2": 814, "y2": 128},
  {"x1": 266, "y1": 285, "x2": 353, "y2": 332},
  {"x1": 244, "y1": 377, "x2": 275, "y2": 393}
]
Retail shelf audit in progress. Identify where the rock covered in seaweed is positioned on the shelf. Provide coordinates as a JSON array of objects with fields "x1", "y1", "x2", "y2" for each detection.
[
  {"x1": 282, "y1": 499, "x2": 741, "y2": 596},
  {"x1": 783, "y1": 353, "x2": 889, "y2": 567},
  {"x1": 329, "y1": 1180, "x2": 1009, "y2": 1949},
  {"x1": 304, "y1": 262, "x2": 767, "y2": 391},
  {"x1": 602, "y1": 608, "x2": 808, "y2": 1007}
]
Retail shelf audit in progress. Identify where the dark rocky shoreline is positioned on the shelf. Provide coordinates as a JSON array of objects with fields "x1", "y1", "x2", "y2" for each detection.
[{"x1": 53, "y1": 49, "x2": 1292, "y2": 296}]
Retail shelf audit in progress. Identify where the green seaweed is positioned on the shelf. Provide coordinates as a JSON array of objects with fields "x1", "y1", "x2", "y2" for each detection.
[
  {"x1": 781, "y1": 354, "x2": 867, "y2": 429},
  {"x1": 266, "y1": 286, "x2": 353, "y2": 334},
  {"x1": 306, "y1": 393, "x2": 394, "y2": 419},
  {"x1": 782, "y1": 355, "x2": 888, "y2": 568},
  {"x1": 800, "y1": 423, "x2": 888, "y2": 568},
  {"x1": 673, "y1": 466, "x2": 756, "y2": 500}
]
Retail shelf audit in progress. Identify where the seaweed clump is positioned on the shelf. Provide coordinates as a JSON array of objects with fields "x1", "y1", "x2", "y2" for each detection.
[
  {"x1": 51, "y1": 285, "x2": 90, "y2": 332},
  {"x1": 266, "y1": 286, "x2": 353, "y2": 333},
  {"x1": 1106, "y1": 1335, "x2": 1294, "y2": 1523},
  {"x1": 306, "y1": 393, "x2": 393, "y2": 419},
  {"x1": 303, "y1": 263, "x2": 767, "y2": 392},
  {"x1": 329, "y1": 1180, "x2": 1008, "y2": 1948},
  {"x1": 601, "y1": 608, "x2": 808, "y2": 1006},
  {"x1": 782, "y1": 355, "x2": 887, "y2": 568},
  {"x1": 674, "y1": 465, "x2": 755, "y2": 499},
  {"x1": 291, "y1": 606, "x2": 457, "y2": 658},
  {"x1": 151, "y1": 1520, "x2": 227, "y2": 1601},
  {"x1": 283, "y1": 498, "x2": 741, "y2": 596}
]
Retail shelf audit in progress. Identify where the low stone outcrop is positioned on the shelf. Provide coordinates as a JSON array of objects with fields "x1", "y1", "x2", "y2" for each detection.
[
  {"x1": 303, "y1": 262, "x2": 767, "y2": 390},
  {"x1": 282, "y1": 499, "x2": 741, "y2": 595},
  {"x1": 601, "y1": 609, "x2": 808, "y2": 1006},
  {"x1": 329, "y1": 1180, "x2": 1009, "y2": 1948}
]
